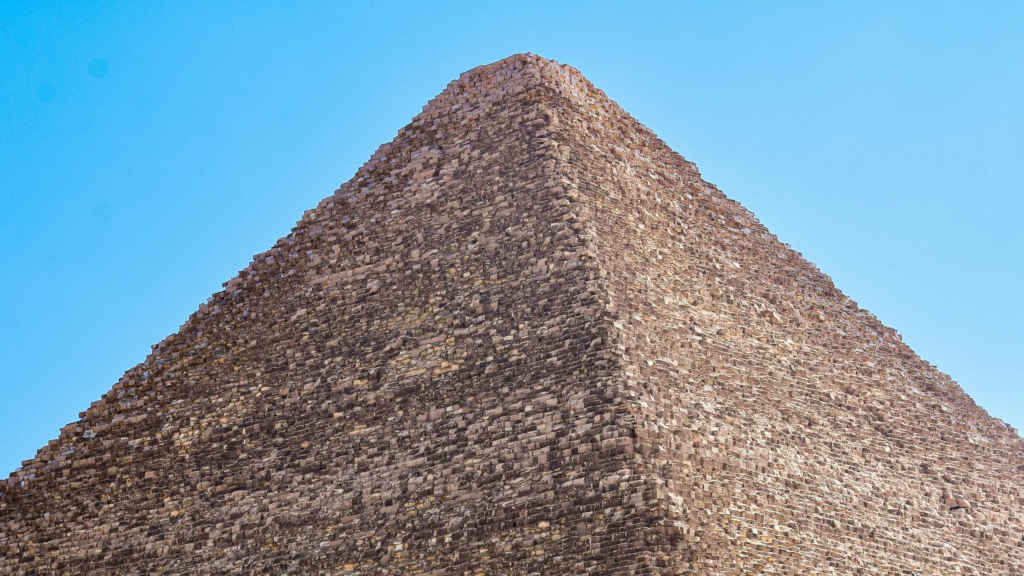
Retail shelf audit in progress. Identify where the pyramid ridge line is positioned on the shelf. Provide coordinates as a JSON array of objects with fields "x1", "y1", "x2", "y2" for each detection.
[{"x1": 317, "y1": 58, "x2": 1022, "y2": 457}]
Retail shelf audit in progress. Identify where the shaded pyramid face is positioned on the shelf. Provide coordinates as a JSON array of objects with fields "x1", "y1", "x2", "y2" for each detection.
[{"x1": 2, "y1": 54, "x2": 1023, "y2": 575}]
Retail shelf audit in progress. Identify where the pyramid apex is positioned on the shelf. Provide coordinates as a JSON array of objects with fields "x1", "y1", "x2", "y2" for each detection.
[
  {"x1": 416, "y1": 53, "x2": 605, "y2": 119},
  {"x1": 351, "y1": 53, "x2": 695, "y2": 188},
  {"x1": 457, "y1": 52, "x2": 566, "y2": 78}
]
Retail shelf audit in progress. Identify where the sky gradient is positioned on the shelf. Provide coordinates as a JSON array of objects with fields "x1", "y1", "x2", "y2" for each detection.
[{"x1": 2, "y1": 1, "x2": 1022, "y2": 475}]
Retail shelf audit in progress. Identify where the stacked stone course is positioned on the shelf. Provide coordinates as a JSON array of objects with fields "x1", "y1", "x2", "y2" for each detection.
[{"x1": 2, "y1": 54, "x2": 1022, "y2": 575}]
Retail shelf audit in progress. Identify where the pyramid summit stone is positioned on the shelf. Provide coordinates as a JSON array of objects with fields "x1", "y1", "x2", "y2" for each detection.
[{"x1": 2, "y1": 53, "x2": 1023, "y2": 574}]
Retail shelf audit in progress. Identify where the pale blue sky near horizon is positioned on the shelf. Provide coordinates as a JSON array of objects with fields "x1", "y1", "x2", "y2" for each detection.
[{"x1": 1, "y1": 1, "x2": 1022, "y2": 475}]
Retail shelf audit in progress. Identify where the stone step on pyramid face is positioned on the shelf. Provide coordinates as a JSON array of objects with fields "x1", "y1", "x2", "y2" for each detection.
[{"x1": 2, "y1": 53, "x2": 1023, "y2": 575}]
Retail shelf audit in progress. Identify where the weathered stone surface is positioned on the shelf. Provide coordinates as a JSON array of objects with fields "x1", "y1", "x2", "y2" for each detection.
[{"x1": 2, "y1": 53, "x2": 1022, "y2": 575}]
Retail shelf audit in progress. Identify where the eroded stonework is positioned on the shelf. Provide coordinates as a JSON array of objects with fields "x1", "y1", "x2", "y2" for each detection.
[{"x1": 3, "y1": 54, "x2": 1023, "y2": 575}]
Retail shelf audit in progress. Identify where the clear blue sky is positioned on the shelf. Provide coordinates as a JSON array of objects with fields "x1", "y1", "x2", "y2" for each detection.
[{"x1": 2, "y1": 2, "x2": 1022, "y2": 475}]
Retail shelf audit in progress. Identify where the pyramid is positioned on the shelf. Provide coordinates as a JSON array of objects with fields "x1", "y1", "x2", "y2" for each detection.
[{"x1": 3, "y1": 54, "x2": 1023, "y2": 575}]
